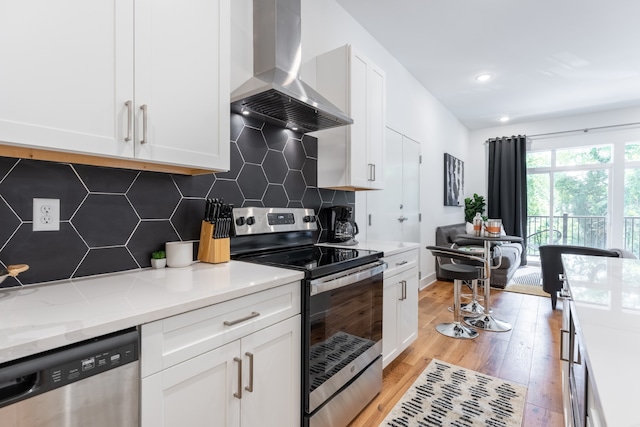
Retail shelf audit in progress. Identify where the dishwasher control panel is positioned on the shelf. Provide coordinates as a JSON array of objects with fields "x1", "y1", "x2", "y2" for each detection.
[
  {"x1": 49, "y1": 338, "x2": 137, "y2": 387},
  {"x1": 0, "y1": 328, "x2": 138, "y2": 409}
]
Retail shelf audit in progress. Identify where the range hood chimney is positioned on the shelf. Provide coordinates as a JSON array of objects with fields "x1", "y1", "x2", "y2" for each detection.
[{"x1": 230, "y1": 0, "x2": 353, "y2": 133}]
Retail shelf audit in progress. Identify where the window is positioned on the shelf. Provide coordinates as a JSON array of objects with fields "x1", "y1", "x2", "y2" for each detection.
[{"x1": 526, "y1": 145, "x2": 612, "y2": 259}]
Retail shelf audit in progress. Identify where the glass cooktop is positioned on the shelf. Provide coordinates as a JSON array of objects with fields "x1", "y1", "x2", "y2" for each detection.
[{"x1": 235, "y1": 245, "x2": 382, "y2": 279}]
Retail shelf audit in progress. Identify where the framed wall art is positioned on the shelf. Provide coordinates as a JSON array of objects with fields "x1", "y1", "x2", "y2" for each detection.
[{"x1": 444, "y1": 153, "x2": 464, "y2": 206}]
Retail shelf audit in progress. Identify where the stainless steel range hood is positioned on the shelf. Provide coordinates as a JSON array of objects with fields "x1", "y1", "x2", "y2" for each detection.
[{"x1": 230, "y1": 0, "x2": 353, "y2": 133}]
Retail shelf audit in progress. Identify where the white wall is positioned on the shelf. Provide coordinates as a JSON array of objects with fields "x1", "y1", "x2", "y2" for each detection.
[{"x1": 230, "y1": 0, "x2": 470, "y2": 286}]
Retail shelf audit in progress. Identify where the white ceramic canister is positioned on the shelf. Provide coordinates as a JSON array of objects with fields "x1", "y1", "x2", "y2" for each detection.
[{"x1": 165, "y1": 241, "x2": 193, "y2": 267}]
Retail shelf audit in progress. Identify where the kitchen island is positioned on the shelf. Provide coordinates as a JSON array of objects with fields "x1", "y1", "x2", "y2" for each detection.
[{"x1": 562, "y1": 254, "x2": 640, "y2": 427}]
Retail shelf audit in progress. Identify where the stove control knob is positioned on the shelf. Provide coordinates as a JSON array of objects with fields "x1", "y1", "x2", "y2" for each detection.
[
  {"x1": 246, "y1": 216, "x2": 256, "y2": 226},
  {"x1": 235, "y1": 217, "x2": 245, "y2": 226},
  {"x1": 303, "y1": 215, "x2": 316, "y2": 223}
]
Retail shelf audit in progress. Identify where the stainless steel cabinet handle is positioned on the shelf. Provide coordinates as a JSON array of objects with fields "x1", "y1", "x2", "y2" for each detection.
[
  {"x1": 560, "y1": 329, "x2": 570, "y2": 362},
  {"x1": 223, "y1": 311, "x2": 260, "y2": 326},
  {"x1": 396, "y1": 260, "x2": 408, "y2": 266},
  {"x1": 400, "y1": 280, "x2": 407, "y2": 301},
  {"x1": 372, "y1": 164, "x2": 376, "y2": 181},
  {"x1": 245, "y1": 352, "x2": 254, "y2": 392},
  {"x1": 234, "y1": 357, "x2": 242, "y2": 399},
  {"x1": 398, "y1": 216, "x2": 408, "y2": 222},
  {"x1": 124, "y1": 100, "x2": 132, "y2": 142},
  {"x1": 140, "y1": 104, "x2": 148, "y2": 144}
]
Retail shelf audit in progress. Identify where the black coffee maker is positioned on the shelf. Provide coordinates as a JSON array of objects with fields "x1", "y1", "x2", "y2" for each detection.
[{"x1": 327, "y1": 205, "x2": 359, "y2": 245}]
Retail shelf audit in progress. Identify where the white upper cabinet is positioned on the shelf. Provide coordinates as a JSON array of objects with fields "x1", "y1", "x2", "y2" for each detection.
[
  {"x1": 0, "y1": 0, "x2": 230, "y2": 173},
  {"x1": 134, "y1": 0, "x2": 230, "y2": 171},
  {"x1": 314, "y1": 44, "x2": 386, "y2": 190}
]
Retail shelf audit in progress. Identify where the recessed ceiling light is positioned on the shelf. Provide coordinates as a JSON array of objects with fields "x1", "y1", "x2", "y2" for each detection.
[
  {"x1": 476, "y1": 74, "x2": 493, "y2": 82},
  {"x1": 499, "y1": 116, "x2": 510, "y2": 122}
]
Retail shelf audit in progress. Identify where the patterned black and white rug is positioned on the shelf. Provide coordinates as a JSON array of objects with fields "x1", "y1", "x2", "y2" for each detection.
[{"x1": 380, "y1": 359, "x2": 527, "y2": 427}]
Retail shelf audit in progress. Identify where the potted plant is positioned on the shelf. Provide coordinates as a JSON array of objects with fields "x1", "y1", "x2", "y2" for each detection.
[
  {"x1": 464, "y1": 193, "x2": 486, "y2": 224},
  {"x1": 151, "y1": 250, "x2": 166, "y2": 269}
]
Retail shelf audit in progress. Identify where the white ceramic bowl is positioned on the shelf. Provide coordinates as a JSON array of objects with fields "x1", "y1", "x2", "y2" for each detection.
[{"x1": 165, "y1": 241, "x2": 193, "y2": 268}]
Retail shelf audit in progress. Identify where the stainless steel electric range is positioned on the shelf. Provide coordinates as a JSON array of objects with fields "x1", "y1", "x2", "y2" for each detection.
[{"x1": 231, "y1": 207, "x2": 385, "y2": 427}]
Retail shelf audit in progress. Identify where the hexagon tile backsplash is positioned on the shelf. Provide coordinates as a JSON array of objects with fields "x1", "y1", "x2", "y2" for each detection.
[{"x1": 0, "y1": 114, "x2": 354, "y2": 287}]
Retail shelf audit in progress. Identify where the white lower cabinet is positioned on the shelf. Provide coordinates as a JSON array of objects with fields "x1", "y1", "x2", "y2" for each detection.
[
  {"x1": 141, "y1": 282, "x2": 301, "y2": 427},
  {"x1": 382, "y1": 249, "x2": 418, "y2": 368}
]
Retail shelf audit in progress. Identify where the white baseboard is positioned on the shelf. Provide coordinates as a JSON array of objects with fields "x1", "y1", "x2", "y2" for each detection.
[{"x1": 420, "y1": 272, "x2": 437, "y2": 291}]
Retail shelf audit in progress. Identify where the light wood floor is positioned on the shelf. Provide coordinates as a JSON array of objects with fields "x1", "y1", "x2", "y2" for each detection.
[{"x1": 349, "y1": 280, "x2": 565, "y2": 426}]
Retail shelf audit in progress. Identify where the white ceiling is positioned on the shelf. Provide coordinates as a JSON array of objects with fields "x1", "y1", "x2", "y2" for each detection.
[{"x1": 335, "y1": 0, "x2": 640, "y2": 130}]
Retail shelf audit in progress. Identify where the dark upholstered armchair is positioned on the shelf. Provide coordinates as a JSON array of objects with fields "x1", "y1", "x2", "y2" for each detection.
[{"x1": 539, "y1": 245, "x2": 619, "y2": 309}]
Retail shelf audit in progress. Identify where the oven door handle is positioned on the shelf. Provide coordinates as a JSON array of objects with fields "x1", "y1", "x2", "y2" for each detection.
[{"x1": 309, "y1": 261, "x2": 387, "y2": 295}]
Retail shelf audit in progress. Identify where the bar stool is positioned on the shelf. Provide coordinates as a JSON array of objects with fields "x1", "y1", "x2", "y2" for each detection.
[{"x1": 427, "y1": 246, "x2": 485, "y2": 339}]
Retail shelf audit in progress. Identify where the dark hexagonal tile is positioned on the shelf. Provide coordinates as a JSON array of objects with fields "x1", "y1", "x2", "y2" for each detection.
[
  {"x1": 215, "y1": 142, "x2": 242, "y2": 180},
  {"x1": 302, "y1": 188, "x2": 322, "y2": 211},
  {"x1": 0, "y1": 157, "x2": 18, "y2": 181},
  {"x1": 0, "y1": 159, "x2": 87, "y2": 221},
  {"x1": 237, "y1": 127, "x2": 268, "y2": 164},
  {"x1": 0, "y1": 198, "x2": 21, "y2": 247},
  {"x1": 73, "y1": 165, "x2": 139, "y2": 193},
  {"x1": 302, "y1": 157, "x2": 317, "y2": 187},
  {"x1": 172, "y1": 198, "x2": 207, "y2": 241},
  {"x1": 127, "y1": 172, "x2": 181, "y2": 219},
  {"x1": 209, "y1": 180, "x2": 244, "y2": 208},
  {"x1": 237, "y1": 164, "x2": 268, "y2": 200},
  {"x1": 263, "y1": 185, "x2": 288, "y2": 207},
  {"x1": 72, "y1": 194, "x2": 139, "y2": 247},
  {"x1": 230, "y1": 113, "x2": 245, "y2": 141},
  {"x1": 74, "y1": 247, "x2": 139, "y2": 278},
  {"x1": 345, "y1": 191, "x2": 355, "y2": 204},
  {"x1": 263, "y1": 151, "x2": 288, "y2": 184},
  {"x1": 284, "y1": 170, "x2": 305, "y2": 201},
  {"x1": 243, "y1": 200, "x2": 264, "y2": 208},
  {"x1": 262, "y1": 123, "x2": 292, "y2": 151},
  {"x1": 172, "y1": 174, "x2": 215, "y2": 198},
  {"x1": 287, "y1": 201, "x2": 303, "y2": 208},
  {"x1": 0, "y1": 223, "x2": 87, "y2": 284},
  {"x1": 333, "y1": 190, "x2": 350, "y2": 207},
  {"x1": 128, "y1": 221, "x2": 180, "y2": 268},
  {"x1": 284, "y1": 138, "x2": 306, "y2": 170},
  {"x1": 241, "y1": 115, "x2": 265, "y2": 129},
  {"x1": 303, "y1": 134, "x2": 318, "y2": 158},
  {"x1": 319, "y1": 189, "x2": 336, "y2": 204}
]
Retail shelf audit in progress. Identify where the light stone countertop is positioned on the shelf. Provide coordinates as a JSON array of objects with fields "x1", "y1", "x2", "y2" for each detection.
[
  {"x1": 0, "y1": 261, "x2": 304, "y2": 364},
  {"x1": 562, "y1": 254, "x2": 640, "y2": 427}
]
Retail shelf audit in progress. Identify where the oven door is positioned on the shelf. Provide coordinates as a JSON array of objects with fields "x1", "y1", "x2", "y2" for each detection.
[{"x1": 305, "y1": 261, "x2": 385, "y2": 414}]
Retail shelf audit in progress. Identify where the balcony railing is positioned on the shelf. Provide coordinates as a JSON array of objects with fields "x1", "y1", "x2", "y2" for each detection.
[{"x1": 526, "y1": 215, "x2": 640, "y2": 259}]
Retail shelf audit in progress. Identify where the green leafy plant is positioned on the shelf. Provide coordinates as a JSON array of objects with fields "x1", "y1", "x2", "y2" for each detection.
[
  {"x1": 151, "y1": 250, "x2": 166, "y2": 259},
  {"x1": 464, "y1": 193, "x2": 486, "y2": 223}
]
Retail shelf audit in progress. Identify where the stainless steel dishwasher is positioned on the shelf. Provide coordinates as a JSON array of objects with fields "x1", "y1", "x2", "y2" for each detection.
[{"x1": 0, "y1": 328, "x2": 139, "y2": 427}]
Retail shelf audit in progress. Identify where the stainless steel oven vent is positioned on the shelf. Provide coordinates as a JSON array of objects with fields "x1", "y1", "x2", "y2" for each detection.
[{"x1": 230, "y1": 0, "x2": 353, "y2": 133}]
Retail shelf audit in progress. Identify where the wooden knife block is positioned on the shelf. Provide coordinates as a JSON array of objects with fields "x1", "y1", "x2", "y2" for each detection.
[{"x1": 197, "y1": 220, "x2": 230, "y2": 264}]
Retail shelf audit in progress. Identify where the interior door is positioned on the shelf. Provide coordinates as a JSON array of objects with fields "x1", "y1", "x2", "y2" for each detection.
[
  {"x1": 401, "y1": 136, "x2": 420, "y2": 242},
  {"x1": 367, "y1": 128, "x2": 403, "y2": 241},
  {"x1": 367, "y1": 128, "x2": 420, "y2": 242}
]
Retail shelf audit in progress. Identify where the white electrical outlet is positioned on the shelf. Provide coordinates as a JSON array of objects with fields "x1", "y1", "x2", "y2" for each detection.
[{"x1": 33, "y1": 198, "x2": 60, "y2": 231}]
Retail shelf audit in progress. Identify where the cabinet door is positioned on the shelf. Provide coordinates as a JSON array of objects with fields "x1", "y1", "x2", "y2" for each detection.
[
  {"x1": 0, "y1": 0, "x2": 134, "y2": 158},
  {"x1": 348, "y1": 49, "x2": 370, "y2": 189},
  {"x1": 134, "y1": 0, "x2": 230, "y2": 170},
  {"x1": 240, "y1": 315, "x2": 301, "y2": 427},
  {"x1": 141, "y1": 340, "x2": 241, "y2": 427},
  {"x1": 382, "y1": 279, "x2": 400, "y2": 367},
  {"x1": 398, "y1": 269, "x2": 418, "y2": 351},
  {"x1": 367, "y1": 62, "x2": 386, "y2": 190}
]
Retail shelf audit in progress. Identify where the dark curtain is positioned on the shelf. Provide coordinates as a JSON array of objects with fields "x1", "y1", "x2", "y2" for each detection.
[{"x1": 487, "y1": 135, "x2": 528, "y2": 265}]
